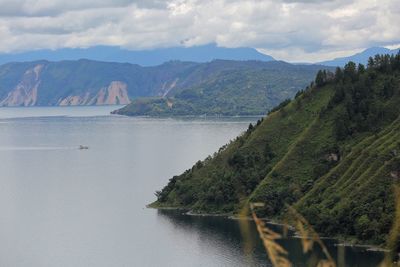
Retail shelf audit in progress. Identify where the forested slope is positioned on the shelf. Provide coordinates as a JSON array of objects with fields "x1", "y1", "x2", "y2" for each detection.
[
  {"x1": 113, "y1": 61, "x2": 330, "y2": 116},
  {"x1": 153, "y1": 53, "x2": 400, "y2": 244}
]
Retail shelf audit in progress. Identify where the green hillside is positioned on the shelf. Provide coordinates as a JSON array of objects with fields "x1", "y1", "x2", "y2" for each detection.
[
  {"x1": 152, "y1": 53, "x2": 400, "y2": 245},
  {"x1": 113, "y1": 61, "x2": 329, "y2": 116}
]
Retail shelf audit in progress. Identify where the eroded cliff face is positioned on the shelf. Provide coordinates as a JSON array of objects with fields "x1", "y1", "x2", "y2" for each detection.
[
  {"x1": 0, "y1": 64, "x2": 43, "y2": 106},
  {"x1": 160, "y1": 78, "x2": 179, "y2": 97},
  {"x1": 0, "y1": 63, "x2": 131, "y2": 106},
  {"x1": 58, "y1": 81, "x2": 130, "y2": 106},
  {"x1": 92, "y1": 81, "x2": 130, "y2": 105}
]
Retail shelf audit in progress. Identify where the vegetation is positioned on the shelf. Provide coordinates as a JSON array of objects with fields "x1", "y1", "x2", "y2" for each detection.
[
  {"x1": 152, "y1": 52, "x2": 400, "y2": 245},
  {"x1": 113, "y1": 61, "x2": 331, "y2": 116}
]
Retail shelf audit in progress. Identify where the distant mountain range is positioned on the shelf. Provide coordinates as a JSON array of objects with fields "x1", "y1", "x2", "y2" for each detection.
[
  {"x1": 0, "y1": 59, "x2": 328, "y2": 115},
  {"x1": 0, "y1": 44, "x2": 398, "y2": 68},
  {"x1": 318, "y1": 47, "x2": 400, "y2": 66},
  {"x1": 0, "y1": 44, "x2": 274, "y2": 66}
]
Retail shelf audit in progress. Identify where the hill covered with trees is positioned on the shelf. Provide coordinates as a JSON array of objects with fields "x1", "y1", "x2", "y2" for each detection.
[
  {"x1": 152, "y1": 53, "x2": 400, "y2": 245},
  {"x1": 113, "y1": 61, "x2": 329, "y2": 116}
]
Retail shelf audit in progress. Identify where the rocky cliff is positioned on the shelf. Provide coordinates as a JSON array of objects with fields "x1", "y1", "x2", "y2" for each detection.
[
  {"x1": 57, "y1": 81, "x2": 130, "y2": 106},
  {"x1": 0, "y1": 64, "x2": 43, "y2": 106}
]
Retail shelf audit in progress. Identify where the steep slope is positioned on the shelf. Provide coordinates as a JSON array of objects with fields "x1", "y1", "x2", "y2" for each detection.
[
  {"x1": 113, "y1": 61, "x2": 330, "y2": 116},
  {"x1": 295, "y1": 117, "x2": 400, "y2": 244},
  {"x1": 153, "y1": 53, "x2": 400, "y2": 244},
  {"x1": 0, "y1": 44, "x2": 274, "y2": 66},
  {"x1": 0, "y1": 64, "x2": 43, "y2": 106}
]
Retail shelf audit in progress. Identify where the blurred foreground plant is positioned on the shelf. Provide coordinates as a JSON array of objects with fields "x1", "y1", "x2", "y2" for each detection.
[
  {"x1": 250, "y1": 203, "x2": 291, "y2": 267},
  {"x1": 379, "y1": 186, "x2": 400, "y2": 267},
  {"x1": 249, "y1": 203, "x2": 336, "y2": 267},
  {"x1": 246, "y1": 186, "x2": 400, "y2": 267}
]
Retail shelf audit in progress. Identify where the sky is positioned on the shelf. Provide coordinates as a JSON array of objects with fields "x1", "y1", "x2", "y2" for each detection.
[{"x1": 0, "y1": 0, "x2": 399, "y2": 62}]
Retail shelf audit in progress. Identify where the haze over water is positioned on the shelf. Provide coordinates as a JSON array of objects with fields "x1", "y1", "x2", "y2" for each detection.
[{"x1": 0, "y1": 106, "x2": 384, "y2": 267}]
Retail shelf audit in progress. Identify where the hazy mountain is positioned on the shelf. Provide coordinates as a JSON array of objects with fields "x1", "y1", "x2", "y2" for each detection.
[
  {"x1": 0, "y1": 59, "x2": 324, "y2": 112},
  {"x1": 319, "y1": 47, "x2": 400, "y2": 66},
  {"x1": 0, "y1": 59, "x2": 199, "y2": 106},
  {"x1": 0, "y1": 44, "x2": 274, "y2": 66}
]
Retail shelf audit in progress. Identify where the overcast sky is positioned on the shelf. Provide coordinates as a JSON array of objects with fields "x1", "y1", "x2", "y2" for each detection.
[{"x1": 0, "y1": 0, "x2": 398, "y2": 62}]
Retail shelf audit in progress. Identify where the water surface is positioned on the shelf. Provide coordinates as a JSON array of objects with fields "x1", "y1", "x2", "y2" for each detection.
[{"x1": 0, "y1": 106, "x2": 385, "y2": 267}]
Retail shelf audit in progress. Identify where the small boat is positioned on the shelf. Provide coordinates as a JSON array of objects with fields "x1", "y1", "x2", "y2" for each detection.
[{"x1": 79, "y1": 145, "x2": 89, "y2": 150}]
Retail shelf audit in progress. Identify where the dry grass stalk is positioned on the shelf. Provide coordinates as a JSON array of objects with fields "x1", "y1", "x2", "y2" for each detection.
[
  {"x1": 249, "y1": 192, "x2": 400, "y2": 267},
  {"x1": 237, "y1": 204, "x2": 258, "y2": 265},
  {"x1": 379, "y1": 185, "x2": 400, "y2": 267},
  {"x1": 316, "y1": 260, "x2": 337, "y2": 267},
  {"x1": 250, "y1": 203, "x2": 292, "y2": 267},
  {"x1": 286, "y1": 205, "x2": 336, "y2": 267},
  {"x1": 249, "y1": 202, "x2": 337, "y2": 267}
]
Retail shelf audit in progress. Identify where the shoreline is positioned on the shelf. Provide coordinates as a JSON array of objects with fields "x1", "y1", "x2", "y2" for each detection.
[
  {"x1": 111, "y1": 113, "x2": 265, "y2": 119},
  {"x1": 147, "y1": 204, "x2": 388, "y2": 252}
]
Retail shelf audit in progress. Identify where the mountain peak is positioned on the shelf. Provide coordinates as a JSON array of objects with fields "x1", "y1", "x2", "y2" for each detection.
[
  {"x1": 363, "y1": 46, "x2": 391, "y2": 52},
  {"x1": 318, "y1": 46, "x2": 399, "y2": 66}
]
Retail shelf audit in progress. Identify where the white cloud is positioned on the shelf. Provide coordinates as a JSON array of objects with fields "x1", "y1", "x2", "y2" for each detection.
[{"x1": 0, "y1": 0, "x2": 398, "y2": 62}]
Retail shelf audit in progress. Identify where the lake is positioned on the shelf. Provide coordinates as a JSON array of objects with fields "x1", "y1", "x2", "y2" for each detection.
[{"x1": 0, "y1": 106, "x2": 385, "y2": 267}]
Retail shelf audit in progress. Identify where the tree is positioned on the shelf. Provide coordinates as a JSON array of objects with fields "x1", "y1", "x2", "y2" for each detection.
[
  {"x1": 295, "y1": 89, "x2": 304, "y2": 99},
  {"x1": 315, "y1": 70, "x2": 326, "y2": 87},
  {"x1": 367, "y1": 57, "x2": 374, "y2": 69},
  {"x1": 264, "y1": 141, "x2": 275, "y2": 161},
  {"x1": 383, "y1": 78, "x2": 396, "y2": 99},
  {"x1": 334, "y1": 109, "x2": 351, "y2": 140},
  {"x1": 358, "y1": 63, "x2": 365, "y2": 74},
  {"x1": 344, "y1": 61, "x2": 357, "y2": 82},
  {"x1": 331, "y1": 84, "x2": 345, "y2": 104},
  {"x1": 334, "y1": 67, "x2": 343, "y2": 82}
]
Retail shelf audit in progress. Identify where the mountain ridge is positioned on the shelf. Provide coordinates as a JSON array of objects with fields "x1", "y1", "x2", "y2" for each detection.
[
  {"x1": 0, "y1": 44, "x2": 274, "y2": 67},
  {"x1": 1, "y1": 45, "x2": 399, "y2": 68},
  {"x1": 0, "y1": 59, "x2": 329, "y2": 113}
]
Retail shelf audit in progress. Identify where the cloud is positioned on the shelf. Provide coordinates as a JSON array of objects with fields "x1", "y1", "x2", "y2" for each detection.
[
  {"x1": 0, "y1": 0, "x2": 164, "y2": 16},
  {"x1": 0, "y1": 0, "x2": 398, "y2": 62}
]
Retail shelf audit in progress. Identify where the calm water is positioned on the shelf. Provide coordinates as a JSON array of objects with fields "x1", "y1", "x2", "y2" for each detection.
[{"x1": 0, "y1": 106, "x2": 385, "y2": 267}]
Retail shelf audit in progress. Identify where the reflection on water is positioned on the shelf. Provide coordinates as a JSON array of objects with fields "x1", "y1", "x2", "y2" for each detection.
[
  {"x1": 158, "y1": 209, "x2": 385, "y2": 267},
  {"x1": 157, "y1": 209, "x2": 269, "y2": 267}
]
